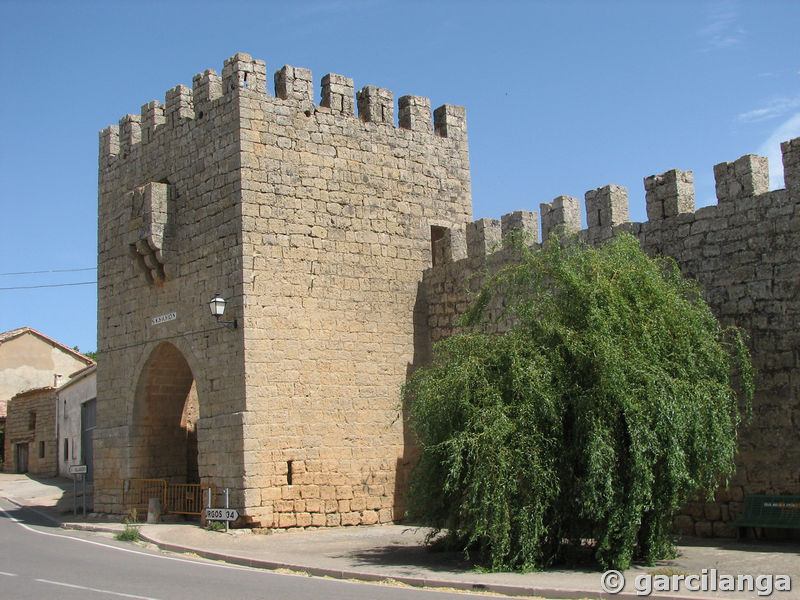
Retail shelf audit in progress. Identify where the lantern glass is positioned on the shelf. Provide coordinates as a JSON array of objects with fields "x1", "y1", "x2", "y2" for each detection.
[{"x1": 209, "y1": 294, "x2": 226, "y2": 318}]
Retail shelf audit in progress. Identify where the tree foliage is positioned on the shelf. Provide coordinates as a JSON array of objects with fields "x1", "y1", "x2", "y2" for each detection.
[{"x1": 404, "y1": 233, "x2": 753, "y2": 571}]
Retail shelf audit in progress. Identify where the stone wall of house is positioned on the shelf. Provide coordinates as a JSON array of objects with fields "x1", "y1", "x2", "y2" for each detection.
[
  {"x1": 3, "y1": 388, "x2": 57, "y2": 476},
  {"x1": 421, "y1": 140, "x2": 800, "y2": 537},
  {"x1": 96, "y1": 53, "x2": 472, "y2": 525}
]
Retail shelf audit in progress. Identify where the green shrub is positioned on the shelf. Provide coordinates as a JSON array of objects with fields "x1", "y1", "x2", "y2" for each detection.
[
  {"x1": 116, "y1": 509, "x2": 142, "y2": 542},
  {"x1": 404, "y1": 233, "x2": 752, "y2": 571},
  {"x1": 205, "y1": 519, "x2": 225, "y2": 532},
  {"x1": 116, "y1": 522, "x2": 141, "y2": 542}
]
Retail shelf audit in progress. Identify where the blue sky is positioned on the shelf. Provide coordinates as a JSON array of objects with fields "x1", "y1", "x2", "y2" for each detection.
[{"x1": 1, "y1": 0, "x2": 798, "y2": 354}]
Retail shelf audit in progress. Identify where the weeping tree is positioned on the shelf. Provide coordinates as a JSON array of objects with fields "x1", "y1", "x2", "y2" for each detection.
[{"x1": 404, "y1": 233, "x2": 753, "y2": 571}]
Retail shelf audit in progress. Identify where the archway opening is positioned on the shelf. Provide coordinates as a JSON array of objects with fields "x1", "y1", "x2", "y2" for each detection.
[{"x1": 131, "y1": 342, "x2": 199, "y2": 483}]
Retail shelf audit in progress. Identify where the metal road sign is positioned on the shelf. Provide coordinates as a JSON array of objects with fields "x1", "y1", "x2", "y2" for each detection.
[
  {"x1": 205, "y1": 508, "x2": 239, "y2": 521},
  {"x1": 68, "y1": 464, "x2": 88, "y2": 474}
]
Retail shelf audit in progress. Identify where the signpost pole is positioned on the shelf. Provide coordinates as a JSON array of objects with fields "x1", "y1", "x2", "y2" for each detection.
[
  {"x1": 68, "y1": 465, "x2": 88, "y2": 516},
  {"x1": 225, "y1": 488, "x2": 229, "y2": 533}
]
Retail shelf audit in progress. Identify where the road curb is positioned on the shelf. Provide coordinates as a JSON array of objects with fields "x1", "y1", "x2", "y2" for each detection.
[
  {"x1": 130, "y1": 531, "x2": 708, "y2": 600},
  {"x1": 2, "y1": 495, "x2": 62, "y2": 526},
  {"x1": 9, "y1": 501, "x2": 725, "y2": 600}
]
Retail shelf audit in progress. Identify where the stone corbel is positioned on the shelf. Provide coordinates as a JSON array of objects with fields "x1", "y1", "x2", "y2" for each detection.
[{"x1": 129, "y1": 182, "x2": 169, "y2": 284}]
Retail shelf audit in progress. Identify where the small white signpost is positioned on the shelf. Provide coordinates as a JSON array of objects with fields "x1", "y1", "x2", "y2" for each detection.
[
  {"x1": 69, "y1": 465, "x2": 88, "y2": 516},
  {"x1": 205, "y1": 488, "x2": 237, "y2": 532},
  {"x1": 205, "y1": 508, "x2": 239, "y2": 521}
]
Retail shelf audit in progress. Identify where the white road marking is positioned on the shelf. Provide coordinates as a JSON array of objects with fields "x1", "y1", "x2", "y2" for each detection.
[
  {"x1": 1, "y1": 501, "x2": 493, "y2": 597},
  {"x1": 0, "y1": 503, "x2": 248, "y2": 570},
  {"x1": 0, "y1": 571, "x2": 18, "y2": 576},
  {"x1": 36, "y1": 578, "x2": 162, "y2": 600},
  {"x1": 0, "y1": 503, "x2": 301, "y2": 576}
]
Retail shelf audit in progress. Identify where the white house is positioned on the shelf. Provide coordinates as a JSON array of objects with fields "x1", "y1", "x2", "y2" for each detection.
[{"x1": 57, "y1": 365, "x2": 96, "y2": 480}]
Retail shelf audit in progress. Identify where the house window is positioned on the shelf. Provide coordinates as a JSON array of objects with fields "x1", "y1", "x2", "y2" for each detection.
[
  {"x1": 64, "y1": 438, "x2": 69, "y2": 461},
  {"x1": 29, "y1": 411, "x2": 37, "y2": 430},
  {"x1": 39, "y1": 441, "x2": 45, "y2": 458}
]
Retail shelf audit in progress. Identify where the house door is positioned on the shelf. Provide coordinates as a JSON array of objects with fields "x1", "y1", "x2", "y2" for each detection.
[
  {"x1": 81, "y1": 399, "x2": 96, "y2": 481},
  {"x1": 15, "y1": 443, "x2": 28, "y2": 473}
]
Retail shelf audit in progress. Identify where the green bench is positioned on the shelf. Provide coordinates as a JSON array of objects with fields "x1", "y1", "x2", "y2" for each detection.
[{"x1": 730, "y1": 495, "x2": 800, "y2": 538}]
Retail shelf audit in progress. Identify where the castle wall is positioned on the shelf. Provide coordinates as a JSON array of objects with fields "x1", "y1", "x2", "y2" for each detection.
[
  {"x1": 96, "y1": 61, "x2": 248, "y2": 512},
  {"x1": 422, "y1": 141, "x2": 800, "y2": 537},
  {"x1": 96, "y1": 53, "x2": 472, "y2": 524},
  {"x1": 233, "y1": 59, "x2": 472, "y2": 527}
]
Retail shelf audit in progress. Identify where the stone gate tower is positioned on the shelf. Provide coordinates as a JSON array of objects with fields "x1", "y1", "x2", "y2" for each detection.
[{"x1": 95, "y1": 53, "x2": 472, "y2": 526}]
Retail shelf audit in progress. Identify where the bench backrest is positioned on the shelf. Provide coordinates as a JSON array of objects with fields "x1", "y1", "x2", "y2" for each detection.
[{"x1": 742, "y1": 495, "x2": 800, "y2": 527}]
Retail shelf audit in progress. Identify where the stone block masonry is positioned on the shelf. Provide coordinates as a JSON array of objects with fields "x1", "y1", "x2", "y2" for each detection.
[
  {"x1": 96, "y1": 53, "x2": 472, "y2": 527},
  {"x1": 423, "y1": 140, "x2": 800, "y2": 538},
  {"x1": 4, "y1": 388, "x2": 58, "y2": 476},
  {"x1": 97, "y1": 51, "x2": 799, "y2": 536}
]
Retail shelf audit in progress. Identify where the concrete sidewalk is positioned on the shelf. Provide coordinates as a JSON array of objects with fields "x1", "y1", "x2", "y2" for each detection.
[{"x1": 1, "y1": 473, "x2": 798, "y2": 599}]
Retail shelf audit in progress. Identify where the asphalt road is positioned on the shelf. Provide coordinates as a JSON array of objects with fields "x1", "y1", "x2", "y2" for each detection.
[{"x1": 0, "y1": 499, "x2": 501, "y2": 600}]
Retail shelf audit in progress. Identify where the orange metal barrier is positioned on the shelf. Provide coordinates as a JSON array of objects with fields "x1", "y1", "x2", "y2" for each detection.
[
  {"x1": 122, "y1": 479, "x2": 216, "y2": 518},
  {"x1": 122, "y1": 478, "x2": 166, "y2": 519},
  {"x1": 164, "y1": 483, "x2": 216, "y2": 515}
]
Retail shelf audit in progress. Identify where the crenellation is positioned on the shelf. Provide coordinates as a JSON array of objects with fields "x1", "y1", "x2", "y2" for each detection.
[
  {"x1": 356, "y1": 85, "x2": 393, "y2": 124},
  {"x1": 141, "y1": 101, "x2": 166, "y2": 143},
  {"x1": 644, "y1": 169, "x2": 695, "y2": 221},
  {"x1": 781, "y1": 137, "x2": 800, "y2": 195},
  {"x1": 585, "y1": 184, "x2": 629, "y2": 229},
  {"x1": 433, "y1": 225, "x2": 467, "y2": 265},
  {"x1": 501, "y1": 210, "x2": 538, "y2": 243},
  {"x1": 99, "y1": 125, "x2": 119, "y2": 159},
  {"x1": 164, "y1": 85, "x2": 194, "y2": 127},
  {"x1": 222, "y1": 52, "x2": 267, "y2": 95},
  {"x1": 466, "y1": 217, "x2": 501, "y2": 259},
  {"x1": 321, "y1": 73, "x2": 355, "y2": 115},
  {"x1": 433, "y1": 104, "x2": 467, "y2": 140},
  {"x1": 118, "y1": 114, "x2": 141, "y2": 155},
  {"x1": 540, "y1": 195, "x2": 581, "y2": 241},
  {"x1": 192, "y1": 69, "x2": 222, "y2": 116},
  {"x1": 274, "y1": 65, "x2": 313, "y2": 105},
  {"x1": 714, "y1": 154, "x2": 769, "y2": 203},
  {"x1": 104, "y1": 55, "x2": 466, "y2": 165},
  {"x1": 398, "y1": 95, "x2": 432, "y2": 133}
]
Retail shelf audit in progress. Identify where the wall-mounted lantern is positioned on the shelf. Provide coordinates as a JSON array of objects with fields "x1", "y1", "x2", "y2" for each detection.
[{"x1": 209, "y1": 293, "x2": 237, "y2": 329}]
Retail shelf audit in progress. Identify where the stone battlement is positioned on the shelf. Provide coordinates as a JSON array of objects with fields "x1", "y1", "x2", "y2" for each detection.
[
  {"x1": 100, "y1": 52, "x2": 466, "y2": 161},
  {"x1": 96, "y1": 52, "x2": 799, "y2": 539},
  {"x1": 431, "y1": 140, "x2": 800, "y2": 269},
  {"x1": 421, "y1": 135, "x2": 800, "y2": 540},
  {"x1": 95, "y1": 53, "x2": 473, "y2": 528}
]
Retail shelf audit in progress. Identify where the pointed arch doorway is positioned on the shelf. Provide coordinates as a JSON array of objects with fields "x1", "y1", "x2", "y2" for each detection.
[{"x1": 131, "y1": 342, "x2": 200, "y2": 483}]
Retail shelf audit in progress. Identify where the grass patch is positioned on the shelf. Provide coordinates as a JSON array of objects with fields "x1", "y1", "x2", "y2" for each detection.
[
  {"x1": 115, "y1": 520, "x2": 141, "y2": 542},
  {"x1": 205, "y1": 519, "x2": 226, "y2": 532}
]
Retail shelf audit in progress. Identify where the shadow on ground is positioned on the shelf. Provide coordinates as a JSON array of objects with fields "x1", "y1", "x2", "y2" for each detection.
[
  {"x1": 678, "y1": 534, "x2": 800, "y2": 555},
  {"x1": 343, "y1": 543, "x2": 476, "y2": 573}
]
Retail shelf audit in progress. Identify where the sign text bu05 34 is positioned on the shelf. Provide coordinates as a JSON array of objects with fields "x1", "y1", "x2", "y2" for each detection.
[{"x1": 205, "y1": 508, "x2": 239, "y2": 521}]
